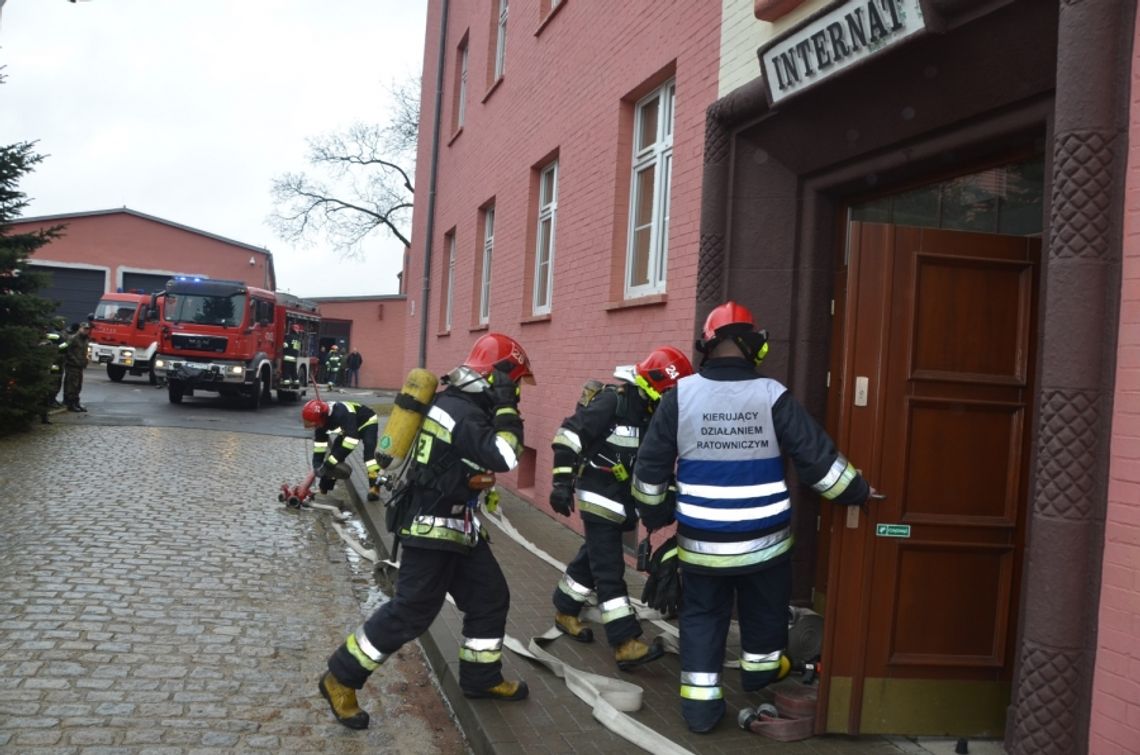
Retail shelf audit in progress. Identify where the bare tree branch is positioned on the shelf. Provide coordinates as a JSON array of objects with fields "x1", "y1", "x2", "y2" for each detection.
[{"x1": 269, "y1": 74, "x2": 420, "y2": 258}]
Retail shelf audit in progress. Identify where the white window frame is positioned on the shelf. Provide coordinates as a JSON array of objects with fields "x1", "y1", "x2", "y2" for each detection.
[
  {"x1": 532, "y1": 160, "x2": 558, "y2": 316},
  {"x1": 480, "y1": 207, "x2": 495, "y2": 325},
  {"x1": 624, "y1": 79, "x2": 675, "y2": 298},
  {"x1": 457, "y1": 42, "x2": 469, "y2": 129},
  {"x1": 444, "y1": 233, "x2": 456, "y2": 331},
  {"x1": 494, "y1": 0, "x2": 509, "y2": 80}
]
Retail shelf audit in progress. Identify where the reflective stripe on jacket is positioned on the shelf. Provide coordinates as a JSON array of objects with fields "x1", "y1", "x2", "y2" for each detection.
[
  {"x1": 401, "y1": 387, "x2": 522, "y2": 554},
  {"x1": 551, "y1": 385, "x2": 649, "y2": 527}
]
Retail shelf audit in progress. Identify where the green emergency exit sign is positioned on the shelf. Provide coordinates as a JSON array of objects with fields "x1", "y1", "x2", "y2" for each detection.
[{"x1": 876, "y1": 523, "x2": 911, "y2": 538}]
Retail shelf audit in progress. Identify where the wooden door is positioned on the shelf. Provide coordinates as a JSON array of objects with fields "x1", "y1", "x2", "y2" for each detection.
[{"x1": 821, "y1": 222, "x2": 1039, "y2": 736}]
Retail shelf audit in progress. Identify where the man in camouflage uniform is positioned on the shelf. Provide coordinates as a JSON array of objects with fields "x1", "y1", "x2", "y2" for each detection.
[
  {"x1": 40, "y1": 316, "x2": 68, "y2": 421},
  {"x1": 63, "y1": 321, "x2": 91, "y2": 412}
]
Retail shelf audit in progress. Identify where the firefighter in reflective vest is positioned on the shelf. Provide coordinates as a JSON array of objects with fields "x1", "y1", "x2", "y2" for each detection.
[
  {"x1": 302, "y1": 399, "x2": 383, "y2": 502},
  {"x1": 318, "y1": 332, "x2": 534, "y2": 729},
  {"x1": 282, "y1": 323, "x2": 303, "y2": 387},
  {"x1": 325, "y1": 345, "x2": 343, "y2": 388},
  {"x1": 550, "y1": 346, "x2": 693, "y2": 670},
  {"x1": 631, "y1": 301, "x2": 874, "y2": 733}
]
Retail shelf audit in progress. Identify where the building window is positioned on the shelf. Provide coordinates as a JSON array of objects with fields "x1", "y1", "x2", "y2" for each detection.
[
  {"x1": 454, "y1": 37, "x2": 469, "y2": 132},
  {"x1": 444, "y1": 231, "x2": 456, "y2": 331},
  {"x1": 480, "y1": 207, "x2": 495, "y2": 325},
  {"x1": 532, "y1": 160, "x2": 558, "y2": 315},
  {"x1": 494, "y1": 0, "x2": 509, "y2": 81},
  {"x1": 625, "y1": 80, "x2": 675, "y2": 298}
]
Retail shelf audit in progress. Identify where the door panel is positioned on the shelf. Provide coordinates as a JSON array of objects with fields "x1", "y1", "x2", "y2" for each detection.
[{"x1": 823, "y1": 222, "x2": 1038, "y2": 736}]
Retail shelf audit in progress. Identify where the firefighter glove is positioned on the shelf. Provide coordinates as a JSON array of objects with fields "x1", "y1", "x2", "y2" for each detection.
[
  {"x1": 485, "y1": 487, "x2": 500, "y2": 514},
  {"x1": 550, "y1": 483, "x2": 575, "y2": 517},
  {"x1": 488, "y1": 368, "x2": 521, "y2": 409},
  {"x1": 641, "y1": 536, "x2": 681, "y2": 617}
]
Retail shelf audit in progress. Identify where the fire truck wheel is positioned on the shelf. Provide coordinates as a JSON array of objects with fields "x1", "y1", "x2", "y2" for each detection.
[
  {"x1": 245, "y1": 377, "x2": 262, "y2": 410},
  {"x1": 107, "y1": 365, "x2": 127, "y2": 382},
  {"x1": 168, "y1": 381, "x2": 185, "y2": 404}
]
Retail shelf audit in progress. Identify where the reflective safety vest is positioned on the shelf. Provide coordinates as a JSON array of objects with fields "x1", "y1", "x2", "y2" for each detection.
[{"x1": 672, "y1": 374, "x2": 793, "y2": 573}]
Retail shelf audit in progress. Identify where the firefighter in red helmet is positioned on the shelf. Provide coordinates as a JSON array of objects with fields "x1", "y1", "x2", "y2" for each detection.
[
  {"x1": 319, "y1": 332, "x2": 534, "y2": 729},
  {"x1": 549, "y1": 345, "x2": 693, "y2": 671},
  {"x1": 302, "y1": 398, "x2": 383, "y2": 501},
  {"x1": 631, "y1": 301, "x2": 875, "y2": 733}
]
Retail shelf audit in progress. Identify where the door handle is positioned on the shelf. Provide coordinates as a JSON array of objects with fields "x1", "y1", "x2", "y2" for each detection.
[{"x1": 846, "y1": 489, "x2": 887, "y2": 528}]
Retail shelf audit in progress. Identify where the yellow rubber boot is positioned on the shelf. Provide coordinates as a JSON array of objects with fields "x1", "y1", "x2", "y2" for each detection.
[
  {"x1": 319, "y1": 672, "x2": 370, "y2": 729},
  {"x1": 554, "y1": 612, "x2": 594, "y2": 643},
  {"x1": 462, "y1": 679, "x2": 529, "y2": 701},
  {"x1": 614, "y1": 636, "x2": 665, "y2": 671}
]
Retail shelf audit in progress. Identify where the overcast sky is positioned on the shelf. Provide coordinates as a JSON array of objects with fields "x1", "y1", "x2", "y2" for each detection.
[{"x1": 0, "y1": 0, "x2": 426, "y2": 298}]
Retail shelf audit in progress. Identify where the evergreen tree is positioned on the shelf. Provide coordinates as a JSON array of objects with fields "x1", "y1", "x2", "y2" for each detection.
[{"x1": 0, "y1": 126, "x2": 63, "y2": 434}]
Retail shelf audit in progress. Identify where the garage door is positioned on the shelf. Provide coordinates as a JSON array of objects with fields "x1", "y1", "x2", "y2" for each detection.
[
  {"x1": 31, "y1": 265, "x2": 106, "y2": 327},
  {"x1": 121, "y1": 272, "x2": 173, "y2": 295}
]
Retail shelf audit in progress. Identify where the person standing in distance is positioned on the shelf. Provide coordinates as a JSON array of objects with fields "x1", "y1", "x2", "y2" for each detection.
[
  {"x1": 345, "y1": 348, "x2": 363, "y2": 388},
  {"x1": 549, "y1": 346, "x2": 692, "y2": 670},
  {"x1": 324, "y1": 344, "x2": 343, "y2": 390},
  {"x1": 631, "y1": 301, "x2": 875, "y2": 733},
  {"x1": 318, "y1": 332, "x2": 535, "y2": 729},
  {"x1": 62, "y1": 321, "x2": 91, "y2": 412},
  {"x1": 282, "y1": 323, "x2": 303, "y2": 387}
]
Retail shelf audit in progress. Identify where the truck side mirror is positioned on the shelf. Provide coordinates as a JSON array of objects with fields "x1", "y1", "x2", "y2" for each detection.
[{"x1": 136, "y1": 305, "x2": 148, "y2": 328}]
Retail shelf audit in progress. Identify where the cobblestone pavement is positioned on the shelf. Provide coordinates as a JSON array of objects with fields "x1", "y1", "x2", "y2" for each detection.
[{"x1": 0, "y1": 425, "x2": 468, "y2": 754}]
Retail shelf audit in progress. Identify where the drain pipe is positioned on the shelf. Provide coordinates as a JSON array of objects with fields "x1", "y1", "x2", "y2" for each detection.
[{"x1": 418, "y1": 0, "x2": 449, "y2": 368}]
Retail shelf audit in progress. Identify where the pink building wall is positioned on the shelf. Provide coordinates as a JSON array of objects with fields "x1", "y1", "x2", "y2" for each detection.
[
  {"x1": 16, "y1": 210, "x2": 274, "y2": 290},
  {"x1": 311, "y1": 297, "x2": 408, "y2": 390},
  {"x1": 1091, "y1": 15, "x2": 1140, "y2": 754},
  {"x1": 406, "y1": 1, "x2": 721, "y2": 512}
]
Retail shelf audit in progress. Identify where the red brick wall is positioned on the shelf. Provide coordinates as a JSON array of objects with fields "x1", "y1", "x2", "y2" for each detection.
[
  {"x1": 407, "y1": 1, "x2": 720, "y2": 513},
  {"x1": 16, "y1": 211, "x2": 273, "y2": 289},
  {"x1": 311, "y1": 298, "x2": 408, "y2": 390},
  {"x1": 1091, "y1": 14, "x2": 1140, "y2": 754}
]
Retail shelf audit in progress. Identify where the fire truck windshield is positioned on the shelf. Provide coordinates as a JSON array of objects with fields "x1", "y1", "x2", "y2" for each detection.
[
  {"x1": 93, "y1": 300, "x2": 138, "y2": 323},
  {"x1": 164, "y1": 292, "x2": 247, "y2": 327}
]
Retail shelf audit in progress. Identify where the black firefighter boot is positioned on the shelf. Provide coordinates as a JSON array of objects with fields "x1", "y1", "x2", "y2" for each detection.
[
  {"x1": 614, "y1": 636, "x2": 665, "y2": 671},
  {"x1": 367, "y1": 479, "x2": 381, "y2": 502},
  {"x1": 462, "y1": 678, "x2": 529, "y2": 701},
  {"x1": 318, "y1": 671, "x2": 370, "y2": 729}
]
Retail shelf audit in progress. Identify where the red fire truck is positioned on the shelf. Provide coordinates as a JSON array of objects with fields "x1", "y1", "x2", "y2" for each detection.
[
  {"x1": 151, "y1": 276, "x2": 320, "y2": 409},
  {"x1": 87, "y1": 291, "x2": 164, "y2": 384}
]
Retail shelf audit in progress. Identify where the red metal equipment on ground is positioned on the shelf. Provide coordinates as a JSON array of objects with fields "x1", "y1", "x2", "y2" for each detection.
[{"x1": 279, "y1": 470, "x2": 316, "y2": 510}]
